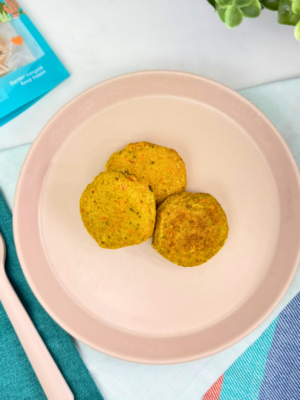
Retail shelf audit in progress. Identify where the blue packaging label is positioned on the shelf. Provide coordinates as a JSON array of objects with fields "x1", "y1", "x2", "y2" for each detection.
[{"x1": 0, "y1": 3, "x2": 69, "y2": 125}]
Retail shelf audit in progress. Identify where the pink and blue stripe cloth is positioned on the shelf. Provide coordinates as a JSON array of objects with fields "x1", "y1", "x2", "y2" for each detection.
[{"x1": 203, "y1": 292, "x2": 300, "y2": 399}]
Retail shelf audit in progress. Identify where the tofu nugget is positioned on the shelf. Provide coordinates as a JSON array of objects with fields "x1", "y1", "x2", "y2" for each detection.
[
  {"x1": 106, "y1": 142, "x2": 187, "y2": 205},
  {"x1": 80, "y1": 171, "x2": 156, "y2": 249},
  {"x1": 152, "y1": 192, "x2": 229, "y2": 267}
]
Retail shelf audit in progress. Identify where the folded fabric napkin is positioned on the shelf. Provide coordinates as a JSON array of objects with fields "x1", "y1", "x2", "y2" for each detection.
[
  {"x1": 0, "y1": 193, "x2": 104, "y2": 400},
  {"x1": 203, "y1": 293, "x2": 300, "y2": 399},
  {"x1": 0, "y1": 77, "x2": 300, "y2": 400}
]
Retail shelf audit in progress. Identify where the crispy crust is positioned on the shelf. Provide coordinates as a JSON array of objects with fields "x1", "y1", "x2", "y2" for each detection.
[
  {"x1": 152, "y1": 192, "x2": 229, "y2": 267},
  {"x1": 106, "y1": 142, "x2": 187, "y2": 205},
  {"x1": 80, "y1": 171, "x2": 156, "y2": 249}
]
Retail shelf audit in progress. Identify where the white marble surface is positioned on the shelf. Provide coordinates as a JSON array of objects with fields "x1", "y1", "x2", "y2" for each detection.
[{"x1": 1, "y1": 0, "x2": 300, "y2": 149}]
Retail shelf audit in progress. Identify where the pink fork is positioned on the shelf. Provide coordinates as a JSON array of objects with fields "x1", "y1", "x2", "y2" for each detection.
[{"x1": 0, "y1": 232, "x2": 74, "y2": 400}]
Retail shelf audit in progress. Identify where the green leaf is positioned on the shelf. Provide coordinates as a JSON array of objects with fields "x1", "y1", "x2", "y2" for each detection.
[
  {"x1": 278, "y1": 0, "x2": 300, "y2": 25},
  {"x1": 225, "y1": 5, "x2": 243, "y2": 27},
  {"x1": 0, "y1": 1, "x2": 11, "y2": 20},
  {"x1": 292, "y1": 0, "x2": 300, "y2": 14},
  {"x1": 234, "y1": 0, "x2": 252, "y2": 6},
  {"x1": 259, "y1": 0, "x2": 279, "y2": 10},
  {"x1": 0, "y1": 11, "x2": 11, "y2": 22},
  {"x1": 295, "y1": 20, "x2": 300, "y2": 38},
  {"x1": 241, "y1": 0, "x2": 261, "y2": 17},
  {"x1": 0, "y1": 1, "x2": 11, "y2": 23},
  {"x1": 206, "y1": 0, "x2": 216, "y2": 8},
  {"x1": 217, "y1": 4, "x2": 227, "y2": 21},
  {"x1": 216, "y1": 0, "x2": 233, "y2": 8}
]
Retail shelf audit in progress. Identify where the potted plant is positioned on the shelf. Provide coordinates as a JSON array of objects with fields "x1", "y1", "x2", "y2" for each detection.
[{"x1": 206, "y1": 0, "x2": 300, "y2": 39}]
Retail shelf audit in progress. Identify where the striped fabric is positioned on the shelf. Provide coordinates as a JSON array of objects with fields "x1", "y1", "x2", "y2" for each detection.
[{"x1": 203, "y1": 293, "x2": 300, "y2": 399}]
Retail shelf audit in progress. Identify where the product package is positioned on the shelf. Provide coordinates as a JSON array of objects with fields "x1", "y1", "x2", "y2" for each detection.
[{"x1": 0, "y1": 0, "x2": 69, "y2": 126}]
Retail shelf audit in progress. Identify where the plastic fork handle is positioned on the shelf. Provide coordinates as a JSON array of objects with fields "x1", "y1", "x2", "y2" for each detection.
[{"x1": 0, "y1": 267, "x2": 74, "y2": 400}]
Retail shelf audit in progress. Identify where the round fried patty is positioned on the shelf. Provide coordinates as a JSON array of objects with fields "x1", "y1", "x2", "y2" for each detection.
[
  {"x1": 80, "y1": 171, "x2": 156, "y2": 249},
  {"x1": 152, "y1": 192, "x2": 229, "y2": 267},
  {"x1": 106, "y1": 142, "x2": 187, "y2": 205}
]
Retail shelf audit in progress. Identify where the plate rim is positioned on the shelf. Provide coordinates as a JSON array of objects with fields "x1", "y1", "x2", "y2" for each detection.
[{"x1": 13, "y1": 70, "x2": 300, "y2": 364}]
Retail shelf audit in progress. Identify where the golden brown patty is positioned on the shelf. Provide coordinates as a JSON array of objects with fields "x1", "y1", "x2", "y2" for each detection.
[
  {"x1": 106, "y1": 142, "x2": 187, "y2": 205},
  {"x1": 152, "y1": 192, "x2": 229, "y2": 267},
  {"x1": 80, "y1": 171, "x2": 156, "y2": 249}
]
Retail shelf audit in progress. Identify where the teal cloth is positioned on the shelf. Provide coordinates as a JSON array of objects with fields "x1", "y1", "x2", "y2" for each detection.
[{"x1": 0, "y1": 193, "x2": 104, "y2": 400}]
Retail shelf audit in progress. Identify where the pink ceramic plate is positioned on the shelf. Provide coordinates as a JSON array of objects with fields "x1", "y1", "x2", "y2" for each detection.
[{"x1": 14, "y1": 71, "x2": 300, "y2": 364}]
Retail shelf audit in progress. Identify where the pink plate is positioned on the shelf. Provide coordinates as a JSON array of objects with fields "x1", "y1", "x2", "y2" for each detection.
[{"x1": 14, "y1": 71, "x2": 300, "y2": 364}]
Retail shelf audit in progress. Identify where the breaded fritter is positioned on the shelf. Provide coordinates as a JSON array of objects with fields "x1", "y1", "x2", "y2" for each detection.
[
  {"x1": 152, "y1": 192, "x2": 229, "y2": 266},
  {"x1": 80, "y1": 171, "x2": 156, "y2": 249},
  {"x1": 106, "y1": 142, "x2": 187, "y2": 205}
]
